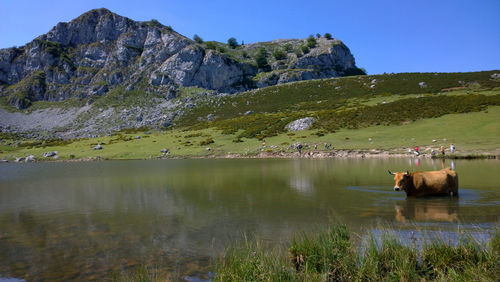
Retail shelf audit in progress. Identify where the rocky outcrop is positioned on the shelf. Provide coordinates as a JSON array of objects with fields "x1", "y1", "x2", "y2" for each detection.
[
  {"x1": 0, "y1": 8, "x2": 364, "y2": 110},
  {"x1": 286, "y1": 117, "x2": 315, "y2": 131}
]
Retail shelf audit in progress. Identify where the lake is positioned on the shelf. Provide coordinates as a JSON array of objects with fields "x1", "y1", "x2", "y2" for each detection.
[{"x1": 0, "y1": 158, "x2": 499, "y2": 280}]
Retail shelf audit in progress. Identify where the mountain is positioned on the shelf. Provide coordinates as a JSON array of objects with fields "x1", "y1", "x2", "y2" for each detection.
[{"x1": 0, "y1": 8, "x2": 364, "y2": 111}]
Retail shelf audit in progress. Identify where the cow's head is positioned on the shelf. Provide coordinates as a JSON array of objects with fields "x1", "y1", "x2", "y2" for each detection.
[{"x1": 388, "y1": 170, "x2": 410, "y2": 192}]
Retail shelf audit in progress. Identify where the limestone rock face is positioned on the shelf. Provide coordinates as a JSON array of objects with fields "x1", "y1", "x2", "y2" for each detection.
[
  {"x1": 0, "y1": 8, "x2": 364, "y2": 112},
  {"x1": 286, "y1": 117, "x2": 315, "y2": 131}
]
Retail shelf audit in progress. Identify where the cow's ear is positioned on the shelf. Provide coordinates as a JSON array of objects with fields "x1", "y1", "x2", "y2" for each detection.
[{"x1": 405, "y1": 171, "x2": 409, "y2": 175}]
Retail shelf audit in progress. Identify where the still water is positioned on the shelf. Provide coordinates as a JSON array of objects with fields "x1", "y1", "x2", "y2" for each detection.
[{"x1": 0, "y1": 158, "x2": 499, "y2": 280}]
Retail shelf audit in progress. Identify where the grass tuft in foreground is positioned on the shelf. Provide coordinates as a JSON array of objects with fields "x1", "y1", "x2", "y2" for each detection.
[{"x1": 213, "y1": 225, "x2": 499, "y2": 281}]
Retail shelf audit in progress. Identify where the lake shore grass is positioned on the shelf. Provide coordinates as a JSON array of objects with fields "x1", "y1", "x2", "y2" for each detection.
[
  {"x1": 213, "y1": 224, "x2": 499, "y2": 281},
  {"x1": 1, "y1": 106, "x2": 499, "y2": 162}
]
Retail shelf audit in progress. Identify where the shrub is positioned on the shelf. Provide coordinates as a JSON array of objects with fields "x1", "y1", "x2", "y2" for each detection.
[
  {"x1": 227, "y1": 37, "x2": 238, "y2": 48},
  {"x1": 199, "y1": 138, "x2": 214, "y2": 146},
  {"x1": 272, "y1": 49, "x2": 287, "y2": 60},
  {"x1": 316, "y1": 33, "x2": 321, "y2": 38},
  {"x1": 205, "y1": 42, "x2": 217, "y2": 50},
  {"x1": 294, "y1": 48, "x2": 303, "y2": 57},
  {"x1": 324, "y1": 33, "x2": 332, "y2": 39},
  {"x1": 307, "y1": 36, "x2": 317, "y2": 48},
  {"x1": 193, "y1": 34, "x2": 203, "y2": 44},
  {"x1": 283, "y1": 43, "x2": 293, "y2": 52},
  {"x1": 255, "y1": 47, "x2": 269, "y2": 69},
  {"x1": 301, "y1": 45, "x2": 310, "y2": 54}
]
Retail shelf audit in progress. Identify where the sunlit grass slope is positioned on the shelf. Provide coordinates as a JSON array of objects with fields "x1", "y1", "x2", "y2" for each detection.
[{"x1": 1, "y1": 105, "x2": 499, "y2": 160}]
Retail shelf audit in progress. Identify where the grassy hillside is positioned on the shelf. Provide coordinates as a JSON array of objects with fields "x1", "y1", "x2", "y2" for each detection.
[{"x1": 1, "y1": 71, "x2": 499, "y2": 160}]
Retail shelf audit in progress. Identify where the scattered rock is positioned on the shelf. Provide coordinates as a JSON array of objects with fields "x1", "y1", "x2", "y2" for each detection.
[
  {"x1": 244, "y1": 110, "x2": 254, "y2": 116},
  {"x1": 371, "y1": 79, "x2": 378, "y2": 84},
  {"x1": 135, "y1": 136, "x2": 141, "y2": 139},
  {"x1": 0, "y1": 159, "x2": 8, "y2": 163},
  {"x1": 53, "y1": 155, "x2": 59, "y2": 160},
  {"x1": 160, "y1": 148, "x2": 169, "y2": 153},
  {"x1": 15, "y1": 157, "x2": 24, "y2": 162},
  {"x1": 42, "y1": 151, "x2": 58, "y2": 157},
  {"x1": 94, "y1": 144, "x2": 103, "y2": 150},
  {"x1": 207, "y1": 114, "x2": 214, "y2": 121},
  {"x1": 491, "y1": 73, "x2": 500, "y2": 79},
  {"x1": 370, "y1": 84, "x2": 375, "y2": 88},
  {"x1": 418, "y1": 82, "x2": 427, "y2": 88},
  {"x1": 25, "y1": 155, "x2": 35, "y2": 163},
  {"x1": 286, "y1": 117, "x2": 315, "y2": 131},
  {"x1": 206, "y1": 147, "x2": 211, "y2": 151}
]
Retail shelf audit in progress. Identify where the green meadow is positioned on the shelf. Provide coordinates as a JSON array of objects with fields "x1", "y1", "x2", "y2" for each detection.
[
  {"x1": 1, "y1": 71, "x2": 499, "y2": 161},
  {"x1": 1, "y1": 105, "x2": 499, "y2": 161}
]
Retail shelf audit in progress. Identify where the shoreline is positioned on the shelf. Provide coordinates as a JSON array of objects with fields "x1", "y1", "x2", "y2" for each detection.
[{"x1": 2, "y1": 148, "x2": 498, "y2": 163}]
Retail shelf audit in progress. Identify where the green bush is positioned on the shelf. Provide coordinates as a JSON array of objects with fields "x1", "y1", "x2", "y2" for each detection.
[
  {"x1": 283, "y1": 43, "x2": 293, "y2": 53},
  {"x1": 301, "y1": 45, "x2": 310, "y2": 54},
  {"x1": 307, "y1": 35, "x2": 317, "y2": 48},
  {"x1": 227, "y1": 37, "x2": 238, "y2": 49},
  {"x1": 204, "y1": 41, "x2": 217, "y2": 50},
  {"x1": 324, "y1": 33, "x2": 332, "y2": 39},
  {"x1": 199, "y1": 138, "x2": 214, "y2": 146},
  {"x1": 272, "y1": 49, "x2": 287, "y2": 60},
  {"x1": 193, "y1": 34, "x2": 203, "y2": 44},
  {"x1": 255, "y1": 47, "x2": 269, "y2": 69}
]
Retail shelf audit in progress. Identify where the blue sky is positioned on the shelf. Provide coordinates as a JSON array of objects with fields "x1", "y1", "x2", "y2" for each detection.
[{"x1": 1, "y1": 0, "x2": 499, "y2": 74}]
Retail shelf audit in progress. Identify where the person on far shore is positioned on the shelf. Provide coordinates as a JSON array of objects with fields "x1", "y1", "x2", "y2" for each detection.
[
  {"x1": 440, "y1": 146, "x2": 445, "y2": 156},
  {"x1": 414, "y1": 146, "x2": 420, "y2": 156},
  {"x1": 296, "y1": 144, "x2": 303, "y2": 155},
  {"x1": 450, "y1": 144, "x2": 455, "y2": 153}
]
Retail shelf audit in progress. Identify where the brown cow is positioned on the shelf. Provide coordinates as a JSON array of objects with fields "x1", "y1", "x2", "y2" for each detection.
[{"x1": 388, "y1": 167, "x2": 458, "y2": 197}]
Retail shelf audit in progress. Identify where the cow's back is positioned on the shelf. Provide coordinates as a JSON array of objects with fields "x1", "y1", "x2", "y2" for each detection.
[{"x1": 411, "y1": 169, "x2": 456, "y2": 196}]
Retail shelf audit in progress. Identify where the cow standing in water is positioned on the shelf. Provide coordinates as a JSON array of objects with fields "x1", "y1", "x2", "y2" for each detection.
[{"x1": 388, "y1": 167, "x2": 458, "y2": 197}]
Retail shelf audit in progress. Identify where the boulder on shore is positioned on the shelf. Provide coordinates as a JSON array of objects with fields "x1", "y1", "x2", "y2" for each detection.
[
  {"x1": 43, "y1": 151, "x2": 58, "y2": 157},
  {"x1": 25, "y1": 155, "x2": 35, "y2": 163}
]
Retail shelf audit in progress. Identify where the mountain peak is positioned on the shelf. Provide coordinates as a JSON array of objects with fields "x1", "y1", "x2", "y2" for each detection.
[{"x1": 0, "y1": 8, "x2": 364, "y2": 114}]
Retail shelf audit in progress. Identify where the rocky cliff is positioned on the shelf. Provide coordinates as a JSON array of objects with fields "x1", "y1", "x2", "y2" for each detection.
[
  {"x1": 0, "y1": 8, "x2": 365, "y2": 139},
  {"x1": 0, "y1": 8, "x2": 363, "y2": 110}
]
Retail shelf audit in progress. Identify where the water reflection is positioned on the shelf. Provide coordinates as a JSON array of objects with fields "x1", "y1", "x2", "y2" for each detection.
[
  {"x1": 395, "y1": 198, "x2": 459, "y2": 223},
  {"x1": 289, "y1": 160, "x2": 315, "y2": 193}
]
